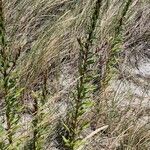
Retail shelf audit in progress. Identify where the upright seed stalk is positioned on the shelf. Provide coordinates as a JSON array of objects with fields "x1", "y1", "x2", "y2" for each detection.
[
  {"x1": 31, "y1": 69, "x2": 48, "y2": 149},
  {"x1": 32, "y1": 96, "x2": 38, "y2": 150},
  {"x1": 62, "y1": 1, "x2": 102, "y2": 149},
  {"x1": 105, "y1": 0, "x2": 132, "y2": 85},
  {"x1": 90, "y1": 0, "x2": 132, "y2": 130},
  {"x1": 0, "y1": 1, "x2": 22, "y2": 146},
  {"x1": 92, "y1": 0, "x2": 133, "y2": 129},
  {"x1": 0, "y1": 0, "x2": 12, "y2": 144},
  {"x1": 41, "y1": 69, "x2": 48, "y2": 105}
]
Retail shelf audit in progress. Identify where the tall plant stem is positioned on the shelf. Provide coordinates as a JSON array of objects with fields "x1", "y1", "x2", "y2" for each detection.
[
  {"x1": 0, "y1": 0, "x2": 13, "y2": 144},
  {"x1": 62, "y1": 1, "x2": 102, "y2": 149}
]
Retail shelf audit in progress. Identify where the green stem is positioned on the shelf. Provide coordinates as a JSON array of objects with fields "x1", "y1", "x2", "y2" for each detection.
[
  {"x1": 115, "y1": 0, "x2": 132, "y2": 36},
  {"x1": 65, "y1": 1, "x2": 102, "y2": 149},
  {"x1": 32, "y1": 97, "x2": 38, "y2": 150},
  {"x1": 0, "y1": 0, "x2": 12, "y2": 144}
]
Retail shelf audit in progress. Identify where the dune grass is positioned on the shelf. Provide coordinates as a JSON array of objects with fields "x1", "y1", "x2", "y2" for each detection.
[{"x1": 0, "y1": 0, "x2": 150, "y2": 149}]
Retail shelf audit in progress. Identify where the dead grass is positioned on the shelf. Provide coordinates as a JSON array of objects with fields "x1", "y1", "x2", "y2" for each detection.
[{"x1": 0, "y1": 0, "x2": 150, "y2": 149}]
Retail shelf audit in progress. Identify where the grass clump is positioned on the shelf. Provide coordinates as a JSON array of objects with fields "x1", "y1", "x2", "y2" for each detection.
[{"x1": 0, "y1": 0, "x2": 150, "y2": 150}]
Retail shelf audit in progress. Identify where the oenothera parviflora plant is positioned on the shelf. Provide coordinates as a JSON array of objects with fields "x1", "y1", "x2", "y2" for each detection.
[
  {"x1": 62, "y1": 0, "x2": 102, "y2": 149},
  {"x1": 103, "y1": 0, "x2": 132, "y2": 86},
  {"x1": 0, "y1": 0, "x2": 23, "y2": 148},
  {"x1": 29, "y1": 70, "x2": 48, "y2": 150}
]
